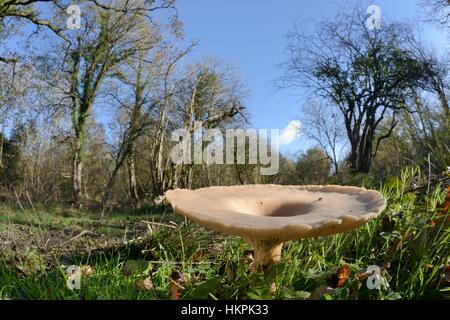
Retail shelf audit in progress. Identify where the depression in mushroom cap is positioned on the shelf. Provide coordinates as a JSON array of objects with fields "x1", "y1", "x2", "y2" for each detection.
[{"x1": 165, "y1": 184, "x2": 387, "y2": 242}]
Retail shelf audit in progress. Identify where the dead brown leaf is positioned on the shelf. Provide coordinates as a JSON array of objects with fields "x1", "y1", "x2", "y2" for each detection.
[
  {"x1": 169, "y1": 270, "x2": 185, "y2": 300},
  {"x1": 439, "y1": 265, "x2": 450, "y2": 288},
  {"x1": 80, "y1": 265, "x2": 94, "y2": 277},
  {"x1": 135, "y1": 276, "x2": 153, "y2": 291},
  {"x1": 333, "y1": 264, "x2": 351, "y2": 288}
]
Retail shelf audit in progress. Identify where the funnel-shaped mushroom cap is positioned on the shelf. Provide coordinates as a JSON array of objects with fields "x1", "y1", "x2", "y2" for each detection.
[{"x1": 166, "y1": 185, "x2": 386, "y2": 242}]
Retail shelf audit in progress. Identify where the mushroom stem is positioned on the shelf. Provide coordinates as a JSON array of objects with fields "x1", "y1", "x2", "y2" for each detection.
[{"x1": 247, "y1": 239, "x2": 283, "y2": 272}]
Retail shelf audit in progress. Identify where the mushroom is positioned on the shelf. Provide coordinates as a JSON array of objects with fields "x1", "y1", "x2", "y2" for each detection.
[{"x1": 165, "y1": 185, "x2": 386, "y2": 272}]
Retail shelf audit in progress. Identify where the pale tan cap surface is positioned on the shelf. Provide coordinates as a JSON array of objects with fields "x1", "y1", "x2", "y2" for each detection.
[{"x1": 165, "y1": 185, "x2": 386, "y2": 242}]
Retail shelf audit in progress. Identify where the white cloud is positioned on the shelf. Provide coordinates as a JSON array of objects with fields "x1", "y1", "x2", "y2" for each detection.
[{"x1": 279, "y1": 120, "x2": 302, "y2": 145}]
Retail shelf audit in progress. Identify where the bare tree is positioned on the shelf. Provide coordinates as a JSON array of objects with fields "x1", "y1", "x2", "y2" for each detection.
[
  {"x1": 279, "y1": 7, "x2": 430, "y2": 173},
  {"x1": 0, "y1": 0, "x2": 180, "y2": 63},
  {"x1": 100, "y1": 42, "x2": 196, "y2": 214},
  {"x1": 169, "y1": 60, "x2": 247, "y2": 189},
  {"x1": 302, "y1": 100, "x2": 345, "y2": 174},
  {"x1": 411, "y1": 44, "x2": 450, "y2": 118},
  {"x1": 420, "y1": 0, "x2": 450, "y2": 25},
  {"x1": 0, "y1": 0, "x2": 71, "y2": 66},
  {"x1": 61, "y1": 1, "x2": 176, "y2": 207},
  {"x1": 0, "y1": 0, "x2": 63, "y2": 35}
]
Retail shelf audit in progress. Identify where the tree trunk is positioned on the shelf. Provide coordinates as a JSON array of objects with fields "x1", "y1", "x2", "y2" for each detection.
[
  {"x1": 333, "y1": 162, "x2": 339, "y2": 176},
  {"x1": 349, "y1": 142, "x2": 358, "y2": 173},
  {"x1": 0, "y1": 134, "x2": 3, "y2": 169},
  {"x1": 73, "y1": 143, "x2": 83, "y2": 207},
  {"x1": 188, "y1": 166, "x2": 193, "y2": 189},
  {"x1": 157, "y1": 122, "x2": 166, "y2": 184},
  {"x1": 128, "y1": 145, "x2": 140, "y2": 208},
  {"x1": 70, "y1": 49, "x2": 82, "y2": 207},
  {"x1": 101, "y1": 164, "x2": 121, "y2": 216},
  {"x1": 358, "y1": 153, "x2": 372, "y2": 174}
]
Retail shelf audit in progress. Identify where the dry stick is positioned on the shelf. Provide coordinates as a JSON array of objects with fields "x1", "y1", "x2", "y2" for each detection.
[
  {"x1": 44, "y1": 237, "x2": 51, "y2": 249},
  {"x1": 13, "y1": 188, "x2": 44, "y2": 244},
  {"x1": 147, "y1": 261, "x2": 220, "y2": 265},
  {"x1": 13, "y1": 189, "x2": 26, "y2": 214},
  {"x1": 404, "y1": 176, "x2": 450, "y2": 194},
  {"x1": 25, "y1": 191, "x2": 37, "y2": 215},
  {"x1": 62, "y1": 230, "x2": 96, "y2": 245},
  {"x1": 26, "y1": 191, "x2": 42, "y2": 230},
  {"x1": 153, "y1": 207, "x2": 182, "y2": 239},
  {"x1": 427, "y1": 154, "x2": 432, "y2": 196},
  {"x1": 13, "y1": 188, "x2": 33, "y2": 227},
  {"x1": 139, "y1": 220, "x2": 177, "y2": 229}
]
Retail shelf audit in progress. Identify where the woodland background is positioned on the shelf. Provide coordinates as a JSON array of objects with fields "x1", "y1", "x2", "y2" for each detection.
[{"x1": 0, "y1": 0, "x2": 449, "y2": 211}]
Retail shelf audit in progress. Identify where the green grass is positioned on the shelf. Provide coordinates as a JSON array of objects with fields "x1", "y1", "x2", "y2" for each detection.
[{"x1": 0, "y1": 167, "x2": 449, "y2": 300}]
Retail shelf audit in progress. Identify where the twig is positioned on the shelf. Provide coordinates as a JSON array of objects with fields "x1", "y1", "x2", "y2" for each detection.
[
  {"x1": 427, "y1": 154, "x2": 432, "y2": 195},
  {"x1": 147, "y1": 261, "x2": 220, "y2": 265},
  {"x1": 13, "y1": 188, "x2": 45, "y2": 243},
  {"x1": 139, "y1": 220, "x2": 178, "y2": 229},
  {"x1": 63, "y1": 230, "x2": 96, "y2": 245},
  {"x1": 25, "y1": 191, "x2": 37, "y2": 215},
  {"x1": 26, "y1": 191, "x2": 42, "y2": 229},
  {"x1": 13, "y1": 189, "x2": 26, "y2": 214},
  {"x1": 404, "y1": 176, "x2": 450, "y2": 193}
]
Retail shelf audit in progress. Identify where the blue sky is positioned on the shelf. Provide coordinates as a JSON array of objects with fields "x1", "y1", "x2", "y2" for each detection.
[{"x1": 176, "y1": 0, "x2": 448, "y2": 155}]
